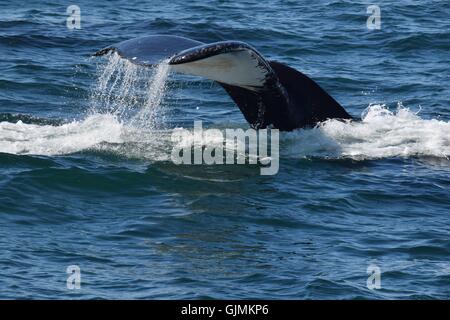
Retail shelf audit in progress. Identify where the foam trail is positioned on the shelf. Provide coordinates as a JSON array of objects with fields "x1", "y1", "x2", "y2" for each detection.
[
  {"x1": 283, "y1": 104, "x2": 450, "y2": 160},
  {"x1": 0, "y1": 104, "x2": 448, "y2": 160},
  {"x1": 0, "y1": 52, "x2": 448, "y2": 162},
  {"x1": 0, "y1": 114, "x2": 123, "y2": 156}
]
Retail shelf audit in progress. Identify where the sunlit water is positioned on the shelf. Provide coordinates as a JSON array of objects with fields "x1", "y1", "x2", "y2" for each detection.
[{"x1": 0, "y1": 0, "x2": 449, "y2": 299}]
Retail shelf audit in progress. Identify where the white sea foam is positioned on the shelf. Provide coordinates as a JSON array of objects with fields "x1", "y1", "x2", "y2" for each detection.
[
  {"x1": 0, "y1": 52, "x2": 173, "y2": 159},
  {"x1": 283, "y1": 104, "x2": 450, "y2": 160},
  {"x1": 0, "y1": 114, "x2": 123, "y2": 155},
  {"x1": 0, "y1": 52, "x2": 448, "y2": 161},
  {"x1": 1, "y1": 104, "x2": 448, "y2": 161}
]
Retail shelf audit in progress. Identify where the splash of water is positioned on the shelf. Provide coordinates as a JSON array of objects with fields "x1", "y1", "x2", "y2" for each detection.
[
  {"x1": 130, "y1": 61, "x2": 170, "y2": 129},
  {"x1": 0, "y1": 52, "x2": 174, "y2": 158},
  {"x1": 283, "y1": 103, "x2": 450, "y2": 160},
  {"x1": 0, "y1": 102, "x2": 448, "y2": 160},
  {"x1": 89, "y1": 52, "x2": 170, "y2": 130},
  {"x1": 0, "y1": 114, "x2": 123, "y2": 155},
  {"x1": 0, "y1": 51, "x2": 449, "y2": 163}
]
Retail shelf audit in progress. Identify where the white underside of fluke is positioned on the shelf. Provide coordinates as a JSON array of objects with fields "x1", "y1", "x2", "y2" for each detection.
[{"x1": 170, "y1": 50, "x2": 268, "y2": 90}]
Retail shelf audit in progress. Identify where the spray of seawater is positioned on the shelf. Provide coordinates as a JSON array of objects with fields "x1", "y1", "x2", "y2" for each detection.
[
  {"x1": 0, "y1": 51, "x2": 448, "y2": 162},
  {"x1": 0, "y1": 53, "x2": 173, "y2": 157},
  {"x1": 283, "y1": 103, "x2": 450, "y2": 160},
  {"x1": 130, "y1": 61, "x2": 170, "y2": 129},
  {"x1": 89, "y1": 52, "x2": 170, "y2": 130}
]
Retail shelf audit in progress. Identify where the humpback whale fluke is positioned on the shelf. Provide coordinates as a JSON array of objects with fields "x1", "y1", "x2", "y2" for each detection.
[{"x1": 95, "y1": 35, "x2": 352, "y2": 131}]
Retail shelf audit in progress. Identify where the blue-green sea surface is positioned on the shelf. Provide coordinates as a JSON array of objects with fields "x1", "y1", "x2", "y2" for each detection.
[{"x1": 0, "y1": 0, "x2": 449, "y2": 299}]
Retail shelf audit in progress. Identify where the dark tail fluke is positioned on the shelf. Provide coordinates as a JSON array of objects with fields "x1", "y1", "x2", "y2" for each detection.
[
  {"x1": 95, "y1": 35, "x2": 352, "y2": 130},
  {"x1": 268, "y1": 61, "x2": 353, "y2": 127}
]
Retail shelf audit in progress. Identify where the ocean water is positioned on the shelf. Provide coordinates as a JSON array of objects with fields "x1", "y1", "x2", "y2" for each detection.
[{"x1": 0, "y1": 0, "x2": 449, "y2": 299}]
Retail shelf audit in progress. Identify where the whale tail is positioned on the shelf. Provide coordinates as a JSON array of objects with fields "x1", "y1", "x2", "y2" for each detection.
[{"x1": 95, "y1": 35, "x2": 352, "y2": 130}]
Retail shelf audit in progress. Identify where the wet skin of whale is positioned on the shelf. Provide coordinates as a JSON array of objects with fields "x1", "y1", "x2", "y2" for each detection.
[{"x1": 95, "y1": 35, "x2": 353, "y2": 131}]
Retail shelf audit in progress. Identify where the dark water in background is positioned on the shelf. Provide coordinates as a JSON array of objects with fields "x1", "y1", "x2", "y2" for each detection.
[{"x1": 1, "y1": 0, "x2": 450, "y2": 299}]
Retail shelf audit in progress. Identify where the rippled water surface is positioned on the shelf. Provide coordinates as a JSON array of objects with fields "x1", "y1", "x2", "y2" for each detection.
[{"x1": 0, "y1": 0, "x2": 449, "y2": 299}]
